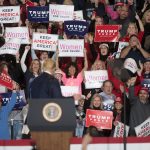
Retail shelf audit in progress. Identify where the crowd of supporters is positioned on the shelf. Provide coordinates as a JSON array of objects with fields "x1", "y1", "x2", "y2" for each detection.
[{"x1": 0, "y1": 0, "x2": 150, "y2": 140}]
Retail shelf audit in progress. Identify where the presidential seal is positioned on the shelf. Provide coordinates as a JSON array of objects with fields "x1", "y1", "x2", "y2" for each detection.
[{"x1": 42, "y1": 103, "x2": 62, "y2": 122}]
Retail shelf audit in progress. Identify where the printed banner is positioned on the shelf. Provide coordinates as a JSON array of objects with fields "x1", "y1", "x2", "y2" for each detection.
[
  {"x1": 61, "y1": 86, "x2": 79, "y2": 97},
  {"x1": 135, "y1": 117, "x2": 150, "y2": 137},
  {"x1": 86, "y1": 109, "x2": 113, "y2": 129},
  {"x1": 73, "y1": 10, "x2": 83, "y2": 20},
  {"x1": 113, "y1": 121, "x2": 130, "y2": 137},
  {"x1": 0, "y1": 6, "x2": 20, "y2": 23},
  {"x1": 5, "y1": 27, "x2": 29, "y2": 44},
  {"x1": 94, "y1": 25, "x2": 119, "y2": 42},
  {"x1": 64, "y1": 20, "x2": 89, "y2": 37},
  {"x1": 0, "y1": 38, "x2": 21, "y2": 55},
  {"x1": 0, "y1": 71, "x2": 13, "y2": 90},
  {"x1": 58, "y1": 39, "x2": 84, "y2": 57},
  {"x1": 49, "y1": 4, "x2": 74, "y2": 22},
  {"x1": 1, "y1": 90, "x2": 27, "y2": 110},
  {"x1": 141, "y1": 79, "x2": 150, "y2": 93},
  {"x1": 115, "y1": 41, "x2": 129, "y2": 58},
  {"x1": 32, "y1": 32, "x2": 58, "y2": 51},
  {"x1": 27, "y1": 6, "x2": 49, "y2": 22},
  {"x1": 84, "y1": 70, "x2": 108, "y2": 89}
]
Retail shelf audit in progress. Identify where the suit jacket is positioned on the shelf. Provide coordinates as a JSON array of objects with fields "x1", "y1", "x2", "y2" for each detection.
[{"x1": 30, "y1": 72, "x2": 62, "y2": 99}]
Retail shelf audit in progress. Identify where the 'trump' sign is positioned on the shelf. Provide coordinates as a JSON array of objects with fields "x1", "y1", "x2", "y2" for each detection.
[
  {"x1": 94, "y1": 25, "x2": 119, "y2": 42},
  {"x1": 27, "y1": 6, "x2": 49, "y2": 22},
  {"x1": 64, "y1": 20, "x2": 89, "y2": 37},
  {"x1": 86, "y1": 109, "x2": 113, "y2": 129}
]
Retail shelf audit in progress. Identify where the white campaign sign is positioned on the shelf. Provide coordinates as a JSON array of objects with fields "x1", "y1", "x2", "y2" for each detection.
[
  {"x1": 116, "y1": 41, "x2": 129, "y2": 58},
  {"x1": 73, "y1": 10, "x2": 84, "y2": 20},
  {"x1": 0, "y1": 6, "x2": 20, "y2": 23},
  {"x1": 32, "y1": 32, "x2": 58, "y2": 51},
  {"x1": 0, "y1": 38, "x2": 21, "y2": 55},
  {"x1": 84, "y1": 70, "x2": 108, "y2": 89},
  {"x1": 61, "y1": 86, "x2": 79, "y2": 97},
  {"x1": 5, "y1": 27, "x2": 29, "y2": 44},
  {"x1": 113, "y1": 121, "x2": 130, "y2": 137},
  {"x1": 135, "y1": 117, "x2": 150, "y2": 137},
  {"x1": 58, "y1": 39, "x2": 84, "y2": 57},
  {"x1": 49, "y1": 4, "x2": 74, "y2": 22}
]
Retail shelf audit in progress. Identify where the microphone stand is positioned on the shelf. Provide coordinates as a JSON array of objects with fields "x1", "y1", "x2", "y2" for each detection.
[{"x1": 123, "y1": 87, "x2": 127, "y2": 150}]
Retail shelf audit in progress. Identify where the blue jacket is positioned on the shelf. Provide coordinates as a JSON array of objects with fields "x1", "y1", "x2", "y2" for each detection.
[{"x1": 0, "y1": 92, "x2": 17, "y2": 140}]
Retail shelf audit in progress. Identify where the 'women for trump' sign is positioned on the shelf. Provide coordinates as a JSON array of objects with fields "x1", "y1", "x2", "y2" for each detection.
[
  {"x1": 0, "y1": 38, "x2": 21, "y2": 55},
  {"x1": 61, "y1": 86, "x2": 80, "y2": 97},
  {"x1": 58, "y1": 39, "x2": 84, "y2": 57},
  {"x1": 94, "y1": 25, "x2": 119, "y2": 42},
  {"x1": 84, "y1": 70, "x2": 108, "y2": 89},
  {"x1": 5, "y1": 27, "x2": 30, "y2": 44},
  {"x1": 49, "y1": 4, "x2": 74, "y2": 22}
]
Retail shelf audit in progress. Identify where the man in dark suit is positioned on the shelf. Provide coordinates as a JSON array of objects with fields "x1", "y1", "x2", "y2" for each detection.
[{"x1": 30, "y1": 58, "x2": 62, "y2": 98}]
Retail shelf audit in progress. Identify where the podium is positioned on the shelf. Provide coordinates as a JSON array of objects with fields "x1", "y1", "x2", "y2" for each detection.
[{"x1": 28, "y1": 98, "x2": 76, "y2": 150}]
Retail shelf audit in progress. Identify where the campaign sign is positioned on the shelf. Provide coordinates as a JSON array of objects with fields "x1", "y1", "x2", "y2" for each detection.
[
  {"x1": 0, "y1": 38, "x2": 21, "y2": 55},
  {"x1": 61, "y1": 86, "x2": 79, "y2": 97},
  {"x1": 0, "y1": 71, "x2": 13, "y2": 90},
  {"x1": 32, "y1": 32, "x2": 58, "y2": 51},
  {"x1": 113, "y1": 121, "x2": 130, "y2": 137},
  {"x1": 27, "y1": 6, "x2": 49, "y2": 23},
  {"x1": 73, "y1": 10, "x2": 84, "y2": 20},
  {"x1": 64, "y1": 20, "x2": 89, "y2": 37},
  {"x1": 115, "y1": 41, "x2": 129, "y2": 58},
  {"x1": 0, "y1": 6, "x2": 20, "y2": 23},
  {"x1": 94, "y1": 25, "x2": 119, "y2": 42},
  {"x1": 1, "y1": 90, "x2": 27, "y2": 110},
  {"x1": 84, "y1": 70, "x2": 108, "y2": 89},
  {"x1": 5, "y1": 27, "x2": 29, "y2": 44},
  {"x1": 49, "y1": 4, "x2": 74, "y2": 22},
  {"x1": 58, "y1": 39, "x2": 84, "y2": 57},
  {"x1": 86, "y1": 109, "x2": 113, "y2": 129},
  {"x1": 141, "y1": 79, "x2": 150, "y2": 93},
  {"x1": 135, "y1": 117, "x2": 150, "y2": 137}
]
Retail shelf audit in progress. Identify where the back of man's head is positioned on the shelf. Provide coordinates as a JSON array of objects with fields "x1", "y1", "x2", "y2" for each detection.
[{"x1": 43, "y1": 58, "x2": 55, "y2": 73}]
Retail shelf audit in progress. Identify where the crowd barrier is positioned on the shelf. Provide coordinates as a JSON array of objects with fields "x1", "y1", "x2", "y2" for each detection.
[
  {"x1": 70, "y1": 136, "x2": 150, "y2": 150},
  {"x1": 0, "y1": 140, "x2": 35, "y2": 150}
]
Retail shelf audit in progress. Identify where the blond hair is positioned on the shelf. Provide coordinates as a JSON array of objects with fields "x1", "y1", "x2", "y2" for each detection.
[
  {"x1": 142, "y1": 9, "x2": 150, "y2": 25},
  {"x1": 43, "y1": 58, "x2": 55, "y2": 72}
]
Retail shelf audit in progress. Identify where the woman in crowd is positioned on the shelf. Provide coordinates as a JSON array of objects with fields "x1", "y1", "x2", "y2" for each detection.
[
  {"x1": 120, "y1": 34, "x2": 150, "y2": 65},
  {"x1": 56, "y1": 48, "x2": 88, "y2": 95},
  {"x1": 20, "y1": 45, "x2": 41, "y2": 98},
  {"x1": 142, "y1": 9, "x2": 150, "y2": 51},
  {"x1": 120, "y1": 13, "x2": 144, "y2": 42}
]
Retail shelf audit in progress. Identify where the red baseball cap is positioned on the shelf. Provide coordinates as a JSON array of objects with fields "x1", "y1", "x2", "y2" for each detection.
[
  {"x1": 114, "y1": 2, "x2": 125, "y2": 8},
  {"x1": 115, "y1": 97, "x2": 123, "y2": 104},
  {"x1": 138, "y1": 87, "x2": 149, "y2": 94}
]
